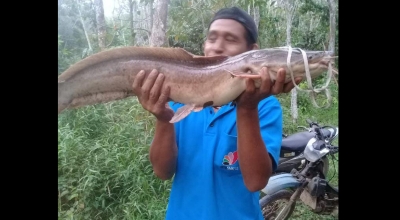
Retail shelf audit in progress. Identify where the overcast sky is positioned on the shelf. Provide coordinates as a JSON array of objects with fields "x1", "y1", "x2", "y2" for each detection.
[{"x1": 103, "y1": 0, "x2": 115, "y2": 18}]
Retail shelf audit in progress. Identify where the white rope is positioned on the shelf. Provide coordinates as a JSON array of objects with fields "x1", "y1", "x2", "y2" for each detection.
[{"x1": 285, "y1": 45, "x2": 333, "y2": 108}]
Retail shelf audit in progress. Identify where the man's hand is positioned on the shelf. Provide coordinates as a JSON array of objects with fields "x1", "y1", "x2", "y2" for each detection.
[
  {"x1": 131, "y1": 69, "x2": 174, "y2": 122},
  {"x1": 235, "y1": 67, "x2": 302, "y2": 110}
]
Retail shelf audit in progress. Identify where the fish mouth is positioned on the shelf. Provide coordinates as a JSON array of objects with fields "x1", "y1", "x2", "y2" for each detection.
[
  {"x1": 319, "y1": 60, "x2": 329, "y2": 67},
  {"x1": 310, "y1": 52, "x2": 335, "y2": 68},
  {"x1": 325, "y1": 50, "x2": 335, "y2": 57}
]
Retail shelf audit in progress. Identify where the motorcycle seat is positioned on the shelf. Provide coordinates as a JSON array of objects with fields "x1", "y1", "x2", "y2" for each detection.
[{"x1": 281, "y1": 131, "x2": 316, "y2": 152}]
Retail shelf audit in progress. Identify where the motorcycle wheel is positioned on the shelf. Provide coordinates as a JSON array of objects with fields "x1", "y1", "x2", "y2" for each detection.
[{"x1": 260, "y1": 189, "x2": 295, "y2": 220}]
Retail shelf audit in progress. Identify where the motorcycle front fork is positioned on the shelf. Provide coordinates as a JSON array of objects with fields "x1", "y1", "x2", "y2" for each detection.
[
  {"x1": 275, "y1": 162, "x2": 313, "y2": 219},
  {"x1": 275, "y1": 181, "x2": 308, "y2": 219}
]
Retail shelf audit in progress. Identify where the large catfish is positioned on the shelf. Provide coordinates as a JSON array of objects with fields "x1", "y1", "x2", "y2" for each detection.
[{"x1": 58, "y1": 46, "x2": 336, "y2": 123}]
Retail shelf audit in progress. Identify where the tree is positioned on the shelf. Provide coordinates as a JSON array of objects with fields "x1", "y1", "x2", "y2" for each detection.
[
  {"x1": 94, "y1": 0, "x2": 107, "y2": 50},
  {"x1": 280, "y1": 0, "x2": 300, "y2": 123},
  {"x1": 128, "y1": 0, "x2": 137, "y2": 45},
  {"x1": 150, "y1": 0, "x2": 170, "y2": 47},
  {"x1": 327, "y1": 0, "x2": 336, "y2": 53},
  {"x1": 327, "y1": 0, "x2": 337, "y2": 83},
  {"x1": 76, "y1": 0, "x2": 93, "y2": 56}
]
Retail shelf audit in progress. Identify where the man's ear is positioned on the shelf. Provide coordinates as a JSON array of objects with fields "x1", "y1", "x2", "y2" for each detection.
[{"x1": 251, "y1": 43, "x2": 259, "y2": 50}]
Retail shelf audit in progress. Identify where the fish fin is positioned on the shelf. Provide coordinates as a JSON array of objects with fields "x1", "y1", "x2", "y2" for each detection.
[
  {"x1": 165, "y1": 103, "x2": 172, "y2": 110},
  {"x1": 239, "y1": 75, "x2": 262, "y2": 79},
  {"x1": 169, "y1": 104, "x2": 196, "y2": 123},
  {"x1": 171, "y1": 101, "x2": 181, "y2": 106},
  {"x1": 58, "y1": 47, "x2": 228, "y2": 83},
  {"x1": 224, "y1": 69, "x2": 237, "y2": 78},
  {"x1": 224, "y1": 69, "x2": 261, "y2": 79},
  {"x1": 193, "y1": 107, "x2": 203, "y2": 112}
]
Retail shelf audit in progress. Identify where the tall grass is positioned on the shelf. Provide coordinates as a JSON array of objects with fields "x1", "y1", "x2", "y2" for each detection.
[
  {"x1": 58, "y1": 82, "x2": 338, "y2": 219},
  {"x1": 58, "y1": 99, "x2": 172, "y2": 219}
]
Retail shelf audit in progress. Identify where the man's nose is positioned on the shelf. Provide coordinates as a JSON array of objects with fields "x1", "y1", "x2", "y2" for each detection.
[{"x1": 210, "y1": 39, "x2": 224, "y2": 54}]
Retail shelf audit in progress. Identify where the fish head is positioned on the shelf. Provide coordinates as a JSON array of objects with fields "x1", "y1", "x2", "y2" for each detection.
[
  {"x1": 228, "y1": 48, "x2": 336, "y2": 83},
  {"x1": 293, "y1": 50, "x2": 335, "y2": 78},
  {"x1": 251, "y1": 48, "x2": 336, "y2": 80}
]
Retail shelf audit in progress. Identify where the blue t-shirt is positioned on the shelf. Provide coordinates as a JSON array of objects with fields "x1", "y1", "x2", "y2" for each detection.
[{"x1": 164, "y1": 96, "x2": 282, "y2": 220}]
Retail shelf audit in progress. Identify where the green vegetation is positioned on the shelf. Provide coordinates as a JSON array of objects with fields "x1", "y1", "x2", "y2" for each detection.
[
  {"x1": 58, "y1": 80, "x2": 338, "y2": 219},
  {"x1": 58, "y1": 0, "x2": 338, "y2": 218}
]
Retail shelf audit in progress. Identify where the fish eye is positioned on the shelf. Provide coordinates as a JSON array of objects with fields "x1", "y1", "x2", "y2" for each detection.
[{"x1": 308, "y1": 52, "x2": 323, "y2": 60}]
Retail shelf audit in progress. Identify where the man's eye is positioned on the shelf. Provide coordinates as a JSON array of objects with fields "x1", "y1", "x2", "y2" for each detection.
[
  {"x1": 207, "y1": 37, "x2": 216, "y2": 42},
  {"x1": 226, "y1": 37, "x2": 236, "y2": 42}
]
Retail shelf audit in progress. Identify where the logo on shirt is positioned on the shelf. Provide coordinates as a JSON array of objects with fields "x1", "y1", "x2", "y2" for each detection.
[{"x1": 222, "y1": 151, "x2": 238, "y2": 165}]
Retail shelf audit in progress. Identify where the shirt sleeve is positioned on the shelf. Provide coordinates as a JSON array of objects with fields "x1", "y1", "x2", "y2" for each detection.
[{"x1": 257, "y1": 96, "x2": 283, "y2": 171}]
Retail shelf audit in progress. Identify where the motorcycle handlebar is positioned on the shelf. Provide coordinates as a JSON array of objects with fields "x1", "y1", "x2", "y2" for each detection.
[
  {"x1": 296, "y1": 119, "x2": 338, "y2": 141},
  {"x1": 319, "y1": 128, "x2": 332, "y2": 139},
  {"x1": 318, "y1": 126, "x2": 335, "y2": 135},
  {"x1": 328, "y1": 145, "x2": 339, "y2": 153}
]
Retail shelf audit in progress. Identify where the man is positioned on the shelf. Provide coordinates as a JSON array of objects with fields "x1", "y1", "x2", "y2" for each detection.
[{"x1": 132, "y1": 6, "x2": 302, "y2": 220}]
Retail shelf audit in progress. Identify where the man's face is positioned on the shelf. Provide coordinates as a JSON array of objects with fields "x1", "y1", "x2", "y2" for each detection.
[{"x1": 203, "y1": 19, "x2": 255, "y2": 57}]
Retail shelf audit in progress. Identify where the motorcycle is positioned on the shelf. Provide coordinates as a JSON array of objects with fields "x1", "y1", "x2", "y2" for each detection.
[
  {"x1": 274, "y1": 119, "x2": 337, "y2": 177},
  {"x1": 260, "y1": 119, "x2": 339, "y2": 220}
]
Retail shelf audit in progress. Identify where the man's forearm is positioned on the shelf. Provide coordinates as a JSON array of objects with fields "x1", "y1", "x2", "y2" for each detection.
[
  {"x1": 236, "y1": 107, "x2": 273, "y2": 192},
  {"x1": 149, "y1": 120, "x2": 178, "y2": 180}
]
